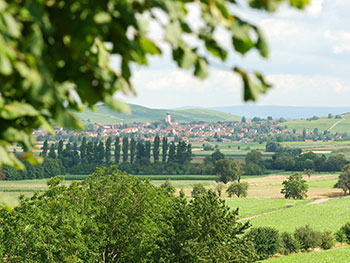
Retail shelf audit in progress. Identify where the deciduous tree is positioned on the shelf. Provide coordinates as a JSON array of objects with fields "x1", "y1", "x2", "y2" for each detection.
[{"x1": 0, "y1": 0, "x2": 309, "y2": 168}]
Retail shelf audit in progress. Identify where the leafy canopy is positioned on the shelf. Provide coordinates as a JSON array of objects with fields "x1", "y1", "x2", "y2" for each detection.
[{"x1": 0, "y1": 0, "x2": 309, "y2": 167}]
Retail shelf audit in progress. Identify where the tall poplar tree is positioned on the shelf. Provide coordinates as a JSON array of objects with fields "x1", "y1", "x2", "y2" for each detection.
[
  {"x1": 80, "y1": 137, "x2": 87, "y2": 161},
  {"x1": 42, "y1": 140, "x2": 49, "y2": 157},
  {"x1": 136, "y1": 142, "x2": 145, "y2": 164},
  {"x1": 114, "y1": 137, "x2": 120, "y2": 164},
  {"x1": 130, "y1": 138, "x2": 136, "y2": 164},
  {"x1": 48, "y1": 144, "x2": 56, "y2": 159},
  {"x1": 105, "y1": 137, "x2": 112, "y2": 164},
  {"x1": 57, "y1": 140, "x2": 64, "y2": 158},
  {"x1": 153, "y1": 136, "x2": 160, "y2": 163},
  {"x1": 122, "y1": 137, "x2": 129, "y2": 163},
  {"x1": 162, "y1": 137, "x2": 168, "y2": 163},
  {"x1": 168, "y1": 142, "x2": 176, "y2": 163},
  {"x1": 145, "y1": 141, "x2": 151, "y2": 164}
]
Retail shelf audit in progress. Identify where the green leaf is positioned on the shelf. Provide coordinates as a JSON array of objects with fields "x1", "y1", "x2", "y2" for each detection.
[
  {"x1": 290, "y1": 0, "x2": 310, "y2": 9},
  {"x1": 94, "y1": 12, "x2": 112, "y2": 24},
  {"x1": 55, "y1": 111, "x2": 84, "y2": 130},
  {"x1": 21, "y1": 151, "x2": 43, "y2": 165},
  {"x1": 231, "y1": 19, "x2": 254, "y2": 55},
  {"x1": 139, "y1": 38, "x2": 161, "y2": 55},
  {"x1": 1, "y1": 127, "x2": 34, "y2": 149},
  {"x1": 205, "y1": 39, "x2": 227, "y2": 60},
  {"x1": 255, "y1": 28, "x2": 269, "y2": 58},
  {"x1": 0, "y1": 145, "x2": 24, "y2": 169},
  {"x1": 194, "y1": 58, "x2": 209, "y2": 79},
  {"x1": 0, "y1": 102, "x2": 39, "y2": 120},
  {"x1": 0, "y1": 52, "x2": 12, "y2": 75},
  {"x1": 234, "y1": 67, "x2": 272, "y2": 101},
  {"x1": 165, "y1": 23, "x2": 182, "y2": 46},
  {"x1": 104, "y1": 95, "x2": 130, "y2": 114},
  {"x1": 3, "y1": 13, "x2": 21, "y2": 38},
  {"x1": 173, "y1": 47, "x2": 197, "y2": 69}
]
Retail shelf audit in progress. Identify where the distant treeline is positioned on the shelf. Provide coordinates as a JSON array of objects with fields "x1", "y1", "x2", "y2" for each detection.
[
  {"x1": 3, "y1": 140, "x2": 349, "y2": 180},
  {"x1": 3, "y1": 136, "x2": 197, "y2": 179}
]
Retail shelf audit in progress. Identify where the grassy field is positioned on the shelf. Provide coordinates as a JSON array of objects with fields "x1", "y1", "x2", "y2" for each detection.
[
  {"x1": 225, "y1": 198, "x2": 308, "y2": 219},
  {"x1": 78, "y1": 104, "x2": 240, "y2": 124},
  {"x1": 262, "y1": 246, "x2": 350, "y2": 263},
  {"x1": 248, "y1": 196, "x2": 350, "y2": 232},
  {"x1": 282, "y1": 117, "x2": 339, "y2": 132}
]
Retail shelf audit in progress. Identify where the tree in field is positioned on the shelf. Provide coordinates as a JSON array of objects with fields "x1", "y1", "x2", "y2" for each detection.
[
  {"x1": 80, "y1": 137, "x2": 87, "y2": 161},
  {"x1": 129, "y1": 138, "x2": 136, "y2": 164},
  {"x1": 215, "y1": 159, "x2": 243, "y2": 184},
  {"x1": 105, "y1": 137, "x2": 112, "y2": 164},
  {"x1": 153, "y1": 136, "x2": 160, "y2": 163},
  {"x1": 162, "y1": 137, "x2": 168, "y2": 163},
  {"x1": 145, "y1": 141, "x2": 151, "y2": 164},
  {"x1": 186, "y1": 143, "x2": 192, "y2": 163},
  {"x1": 122, "y1": 137, "x2": 129, "y2": 163},
  {"x1": 114, "y1": 137, "x2": 120, "y2": 164},
  {"x1": 41, "y1": 140, "x2": 49, "y2": 157},
  {"x1": 136, "y1": 142, "x2": 145, "y2": 165},
  {"x1": 226, "y1": 182, "x2": 249, "y2": 198},
  {"x1": 334, "y1": 164, "x2": 350, "y2": 195},
  {"x1": 57, "y1": 140, "x2": 64, "y2": 158},
  {"x1": 48, "y1": 144, "x2": 56, "y2": 159},
  {"x1": 168, "y1": 142, "x2": 176, "y2": 163},
  {"x1": 281, "y1": 172, "x2": 308, "y2": 199},
  {"x1": 0, "y1": 0, "x2": 309, "y2": 168}
]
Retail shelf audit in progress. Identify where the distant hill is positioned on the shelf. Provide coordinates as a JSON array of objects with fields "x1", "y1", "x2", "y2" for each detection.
[
  {"x1": 282, "y1": 113, "x2": 350, "y2": 133},
  {"x1": 78, "y1": 104, "x2": 241, "y2": 124},
  {"x1": 211, "y1": 105, "x2": 350, "y2": 120}
]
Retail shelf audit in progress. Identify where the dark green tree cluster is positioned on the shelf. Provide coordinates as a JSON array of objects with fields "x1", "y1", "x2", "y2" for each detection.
[
  {"x1": 3, "y1": 158, "x2": 64, "y2": 180},
  {"x1": 0, "y1": 168, "x2": 257, "y2": 262},
  {"x1": 246, "y1": 225, "x2": 335, "y2": 260},
  {"x1": 266, "y1": 151, "x2": 348, "y2": 172}
]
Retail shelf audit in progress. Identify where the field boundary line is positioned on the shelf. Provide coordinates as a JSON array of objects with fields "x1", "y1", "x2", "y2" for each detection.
[{"x1": 327, "y1": 118, "x2": 345, "y2": 132}]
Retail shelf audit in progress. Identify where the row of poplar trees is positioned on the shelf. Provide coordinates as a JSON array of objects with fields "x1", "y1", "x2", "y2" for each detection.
[{"x1": 41, "y1": 136, "x2": 192, "y2": 169}]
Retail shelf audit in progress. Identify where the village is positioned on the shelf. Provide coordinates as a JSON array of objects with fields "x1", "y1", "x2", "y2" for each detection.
[{"x1": 33, "y1": 113, "x2": 341, "y2": 143}]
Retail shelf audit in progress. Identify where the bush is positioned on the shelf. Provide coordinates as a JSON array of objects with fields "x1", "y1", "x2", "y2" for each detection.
[
  {"x1": 320, "y1": 231, "x2": 335, "y2": 250},
  {"x1": 191, "y1": 184, "x2": 206, "y2": 197},
  {"x1": 335, "y1": 229, "x2": 347, "y2": 243},
  {"x1": 226, "y1": 182, "x2": 248, "y2": 197},
  {"x1": 294, "y1": 225, "x2": 321, "y2": 251},
  {"x1": 279, "y1": 232, "x2": 299, "y2": 255},
  {"x1": 337, "y1": 222, "x2": 350, "y2": 243},
  {"x1": 245, "y1": 227, "x2": 280, "y2": 259},
  {"x1": 160, "y1": 179, "x2": 175, "y2": 195}
]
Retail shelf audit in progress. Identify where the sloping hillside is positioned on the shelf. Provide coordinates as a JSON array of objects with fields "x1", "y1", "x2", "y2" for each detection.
[
  {"x1": 78, "y1": 104, "x2": 240, "y2": 124},
  {"x1": 281, "y1": 113, "x2": 350, "y2": 133}
]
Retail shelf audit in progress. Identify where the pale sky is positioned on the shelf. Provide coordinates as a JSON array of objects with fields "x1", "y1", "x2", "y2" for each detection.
[{"x1": 112, "y1": 0, "x2": 350, "y2": 109}]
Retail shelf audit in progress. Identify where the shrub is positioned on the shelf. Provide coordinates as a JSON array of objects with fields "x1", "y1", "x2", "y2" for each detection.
[
  {"x1": 320, "y1": 231, "x2": 335, "y2": 250},
  {"x1": 215, "y1": 183, "x2": 224, "y2": 197},
  {"x1": 337, "y1": 222, "x2": 350, "y2": 243},
  {"x1": 191, "y1": 184, "x2": 206, "y2": 197},
  {"x1": 279, "y1": 232, "x2": 299, "y2": 255},
  {"x1": 226, "y1": 182, "x2": 248, "y2": 198},
  {"x1": 335, "y1": 229, "x2": 347, "y2": 243},
  {"x1": 160, "y1": 179, "x2": 175, "y2": 195},
  {"x1": 245, "y1": 227, "x2": 280, "y2": 259},
  {"x1": 294, "y1": 225, "x2": 321, "y2": 251}
]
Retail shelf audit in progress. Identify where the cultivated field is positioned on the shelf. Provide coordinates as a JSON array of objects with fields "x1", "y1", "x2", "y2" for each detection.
[{"x1": 262, "y1": 246, "x2": 350, "y2": 263}]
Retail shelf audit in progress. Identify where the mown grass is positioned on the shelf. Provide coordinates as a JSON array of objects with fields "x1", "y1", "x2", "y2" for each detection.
[
  {"x1": 224, "y1": 198, "x2": 308, "y2": 219},
  {"x1": 249, "y1": 196, "x2": 350, "y2": 232},
  {"x1": 262, "y1": 246, "x2": 350, "y2": 263}
]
